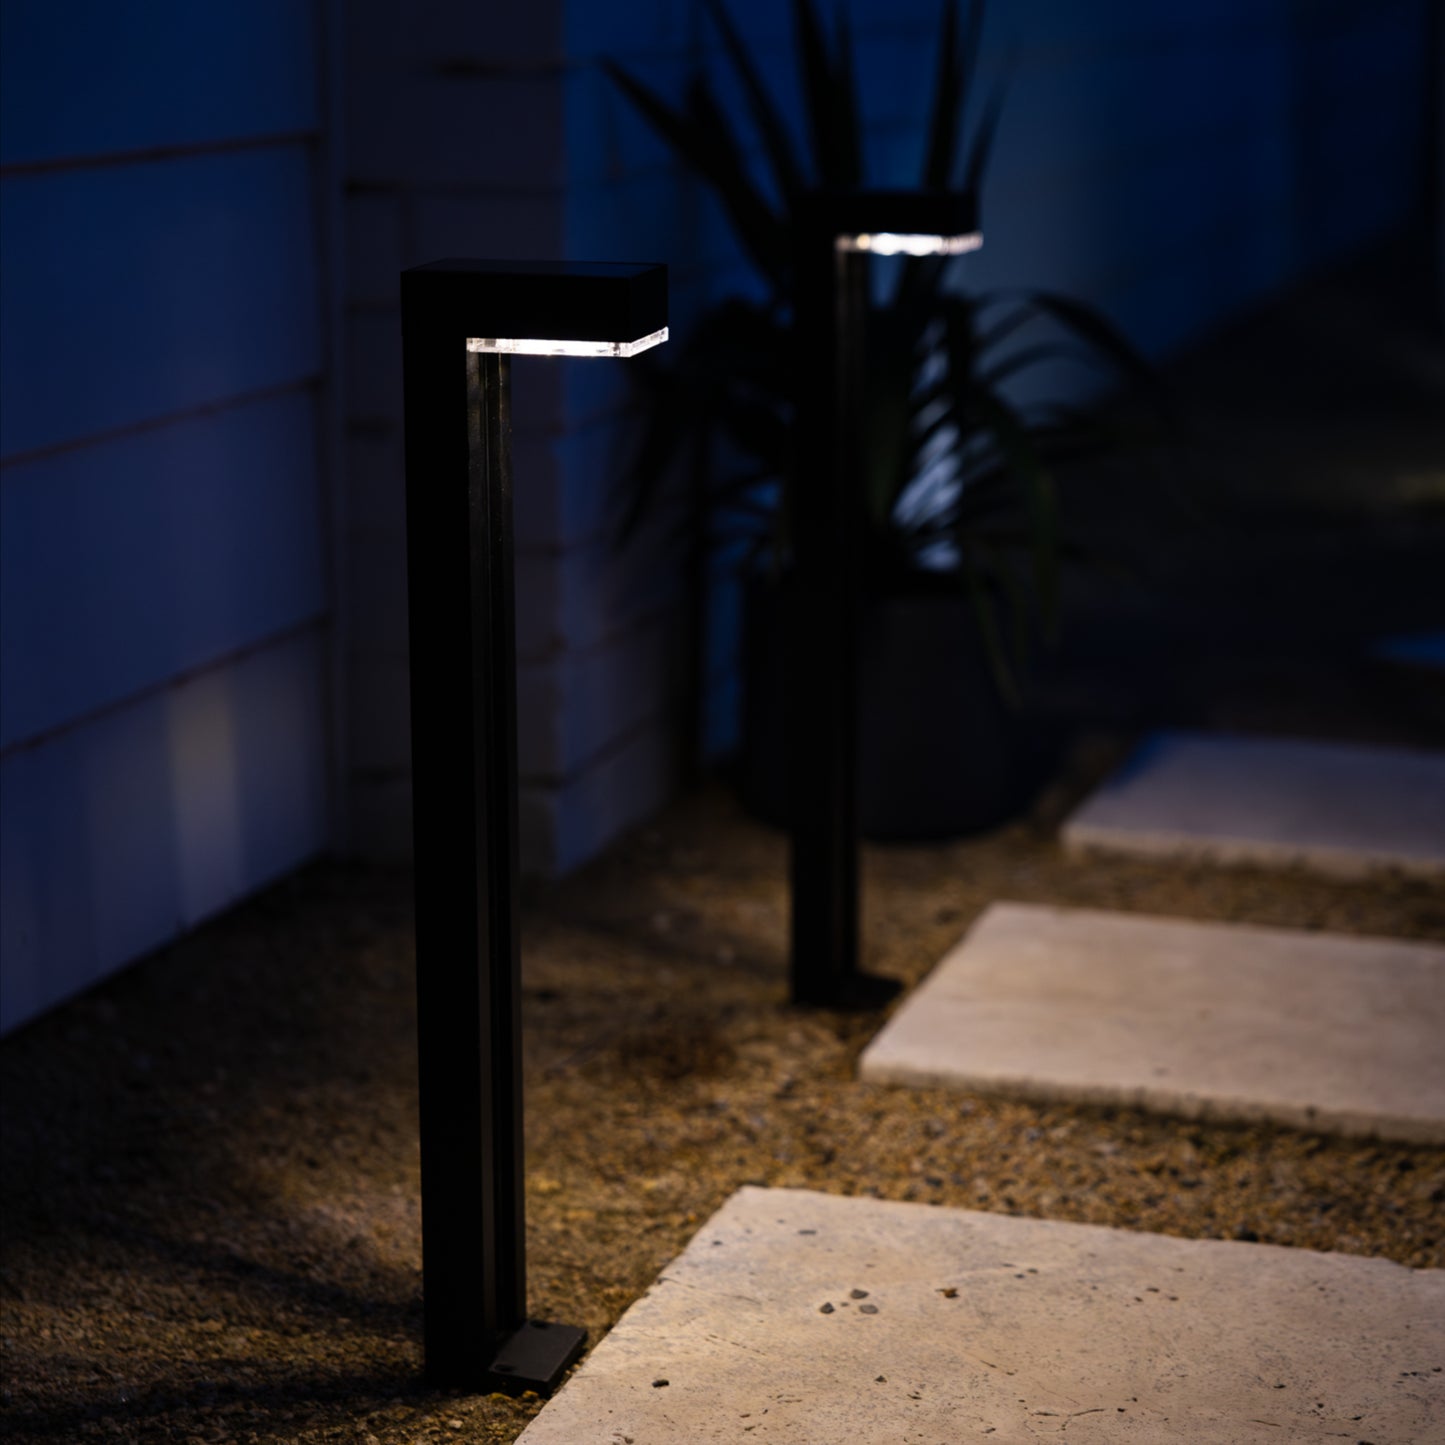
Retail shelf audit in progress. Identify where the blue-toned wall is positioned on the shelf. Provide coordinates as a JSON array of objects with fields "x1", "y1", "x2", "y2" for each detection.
[
  {"x1": 560, "y1": 0, "x2": 1432, "y2": 764},
  {"x1": 0, "y1": 2, "x2": 334, "y2": 1033},
  {"x1": 963, "y1": 0, "x2": 1427, "y2": 350},
  {"x1": 340, "y1": 2, "x2": 699, "y2": 876},
  {"x1": 339, "y1": 2, "x2": 571, "y2": 871},
  {"x1": 341, "y1": 0, "x2": 1430, "y2": 877},
  {"x1": 2, "y1": 0, "x2": 1430, "y2": 1030}
]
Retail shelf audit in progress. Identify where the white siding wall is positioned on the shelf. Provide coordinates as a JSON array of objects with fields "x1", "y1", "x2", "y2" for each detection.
[
  {"x1": 339, "y1": 1, "x2": 691, "y2": 876},
  {"x1": 6, "y1": 1, "x2": 1417, "y2": 1009},
  {"x1": 340, "y1": 2, "x2": 564, "y2": 870},
  {"x1": 0, "y1": 2, "x2": 334, "y2": 1034},
  {"x1": 342, "y1": 0, "x2": 1429, "y2": 877}
]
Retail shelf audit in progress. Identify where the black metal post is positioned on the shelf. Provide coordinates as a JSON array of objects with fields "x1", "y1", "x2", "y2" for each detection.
[
  {"x1": 787, "y1": 193, "x2": 978, "y2": 1009},
  {"x1": 401, "y1": 259, "x2": 665, "y2": 1394},
  {"x1": 403, "y1": 333, "x2": 584, "y2": 1394},
  {"x1": 788, "y1": 200, "x2": 899, "y2": 1010}
]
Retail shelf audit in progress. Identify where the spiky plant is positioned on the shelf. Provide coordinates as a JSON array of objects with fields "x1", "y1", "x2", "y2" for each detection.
[{"x1": 606, "y1": 0, "x2": 1157, "y2": 694}]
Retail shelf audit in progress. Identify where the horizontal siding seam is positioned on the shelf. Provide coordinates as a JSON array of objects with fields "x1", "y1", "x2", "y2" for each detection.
[
  {"x1": 0, "y1": 130, "x2": 321, "y2": 179},
  {"x1": 342, "y1": 178, "x2": 557, "y2": 199},
  {"x1": 433, "y1": 59, "x2": 569, "y2": 81},
  {"x1": 518, "y1": 701, "x2": 676, "y2": 793},
  {"x1": 343, "y1": 405, "x2": 648, "y2": 449},
  {"x1": 519, "y1": 602, "x2": 675, "y2": 668},
  {"x1": 0, "y1": 377, "x2": 322, "y2": 471},
  {"x1": 348, "y1": 590, "x2": 681, "y2": 670},
  {"x1": 0, "y1": 614, "x2": 330, "y2": 761},
  {"x1": 351, "y1": 178, "x2": 564, "y2": 199}
]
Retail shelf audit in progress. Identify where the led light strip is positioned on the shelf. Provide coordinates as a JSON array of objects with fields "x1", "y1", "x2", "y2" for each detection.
[
  {"x1": 836, "y1": 232, "x2": 983, "y2": 257},
  {"x1": 466, "y1": 327, "x2": 670, "y2": 359}
]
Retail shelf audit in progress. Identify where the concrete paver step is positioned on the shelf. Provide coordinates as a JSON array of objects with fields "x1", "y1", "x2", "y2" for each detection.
[
  {"x1": 1062, "y1": 731, "x2": 1445, "y2": 879},
  {"x1": 518, "y1": 1186, "x2": 1444, "y2": 1444},
  {"x1": 858, "y1": 902, "x2": 1445, "y2": 1143}
]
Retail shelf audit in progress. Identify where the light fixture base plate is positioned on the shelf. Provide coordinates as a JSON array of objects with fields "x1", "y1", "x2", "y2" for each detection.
[
  {"x1": 793, "y1": 971, "x2": 904, "y2": 1012},
  {"x1": 483, "y1": 1319, "x2": 587, "y2": 1396}
]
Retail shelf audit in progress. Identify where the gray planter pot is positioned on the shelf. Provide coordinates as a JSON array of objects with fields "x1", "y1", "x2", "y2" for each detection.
[{"x1": 739, "y1": 578, "x2": 1048, "y2": 840}]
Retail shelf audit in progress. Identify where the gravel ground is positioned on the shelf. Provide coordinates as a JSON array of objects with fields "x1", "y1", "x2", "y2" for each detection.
[
  {"x1": 2, "y1": 748, "x2": 1443, "y2": 1445},
  {"x1": 4, "y1": 236, "x2": 1443, "y2": 1444}
]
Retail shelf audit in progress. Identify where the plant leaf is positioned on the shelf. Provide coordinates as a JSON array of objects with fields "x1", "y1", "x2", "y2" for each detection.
[
  {"x1": 978, "y1": 341, "x2": 1123, "y2": 390},
  {"x1": 972, "y1": 302, "x2": 1037, "y2": 360},
  {"x1": 922, "y1": 0, "x2": 986, "y2": 188},
  {"x1": 602, "y1": 58, "x2": 706, "y2": 170},
  {"x1": 960, "y1": 547, "x2": 1021, "y2": 705},
  {"x1": 614, "y1": 298, "x2": 790, "y2": 543},
  {"x1": 793, "y1": 0, "x2": 856, "y2": 186},
  {"x1": 961, "y1": 73, "x2": 1006, "y2": 195},
  {"x1": 832, "y1": 2, "x2": 864, "y2": 186},
  {"x1": 1013, "y1": 289, "x2": 1155, "y2": 387},
  {"x1": 947, "y1": 300, "x2": 1060, "y2": 633},
  {"x1": 602, "y1": 58, "x2": 787, "y2": 292},
  {"x1": 702, "y1": 0, "x2": 807, "y2": 203},
  {"x1": 683, "y1": 74, "x2": 790, "y2": 286},
  {"x1": 921, "y1": 0, "x2": 961, "y2": 188}
]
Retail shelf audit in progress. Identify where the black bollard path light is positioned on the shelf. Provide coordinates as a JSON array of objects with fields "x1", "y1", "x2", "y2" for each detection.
[
  {"x1": 789, "y1": 192, "x2": 980, "y2": 1009},
  {"x1": 400, "y1": 259, "x2": 667, "y2": 1393}
]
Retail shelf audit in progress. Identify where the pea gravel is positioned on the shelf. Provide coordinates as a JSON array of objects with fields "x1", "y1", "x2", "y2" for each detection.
[
  {"x1": 3, "y1": 746, "x2": 1442, "y2": 1445},
  {"x1": 9, "y1": 222, "x2": 1442, "y2": 1445}
]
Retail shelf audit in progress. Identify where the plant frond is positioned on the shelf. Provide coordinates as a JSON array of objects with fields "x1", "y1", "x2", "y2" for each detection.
[
  {"x1": 977, "y1": 341, "x2": 1124, "y2": 390},
  {"x1": 921, "y1": 0, "x2": 962, "y2": 189},
  {"x1": 702, "y1": 0, "x2": 807, "y2": 203},
  {"x1": 794, "y1": 0, "x2": 858, "y2": 186},
  {"x1": 960, "y1": 546, "x2": 1021, "y2": 705},
  {"x1": 1010, "y1": 289, "x2": 1155, "y2": 387},
  {"x1": 832, "y1": 2, "x2": 864, "y2": 186},
  {"x1": 683, "y1": 75, "x2": 790, "y2": 286},
  {"x1": 961, "y1": 73, "x2": 1006, "y2": 195},
  {"x1": 955, "y1": 350, "x2": 1060, "y2": 634}
]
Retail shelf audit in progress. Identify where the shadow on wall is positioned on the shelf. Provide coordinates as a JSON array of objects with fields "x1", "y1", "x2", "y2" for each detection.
[{"x1": 574, "y1": 0, "x2": 1436, "y2": 769}]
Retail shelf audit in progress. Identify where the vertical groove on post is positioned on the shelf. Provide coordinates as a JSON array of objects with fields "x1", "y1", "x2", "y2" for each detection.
[
  {"x1": 788, "y1": 206, "x2": 899, "y2": 1010},
  {"x1": 789, "y1": 219, "x2": 861, "y2": 1005},
  {"x1": 404, "y1": 326, "x2": 525, "y2": 1387},
  {"x1": 469, "y1": 352, "x2": 526, "y2": 1330},
  {"x1": 830, "y1": 240, "x2": 866, "y2": 982}
]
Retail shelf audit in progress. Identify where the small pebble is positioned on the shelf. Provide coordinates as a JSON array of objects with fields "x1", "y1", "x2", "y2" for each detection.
[
  {"x1": 652, "y1": 1378, "x2": 669, "y2": 1388},
  {"x1": 818, "y1": 1303, "x2": 834, "y2": 1314},
  {"x1": 849, "y1": 1289, "x2": 868, "y2": 1299},
  {"x1": 859, "y1": 1303, "x2": 879, "y2": 1315}
]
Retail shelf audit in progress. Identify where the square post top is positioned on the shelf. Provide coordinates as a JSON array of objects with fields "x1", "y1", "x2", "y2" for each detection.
[
  {"x1": 401, "y1": 259, "x2": 668, "y2": 352},
  {"x1": 796, "y1": 190, "x2": 981, "y2": 256}
]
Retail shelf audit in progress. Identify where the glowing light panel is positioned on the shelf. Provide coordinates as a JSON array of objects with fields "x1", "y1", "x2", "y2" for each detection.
[
  {"x1": 466, "y1": 327, "x2": 669, "y2": 359},
  {"x1": 836, "y1": 232, "x2": 983, "y2": 257}
]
